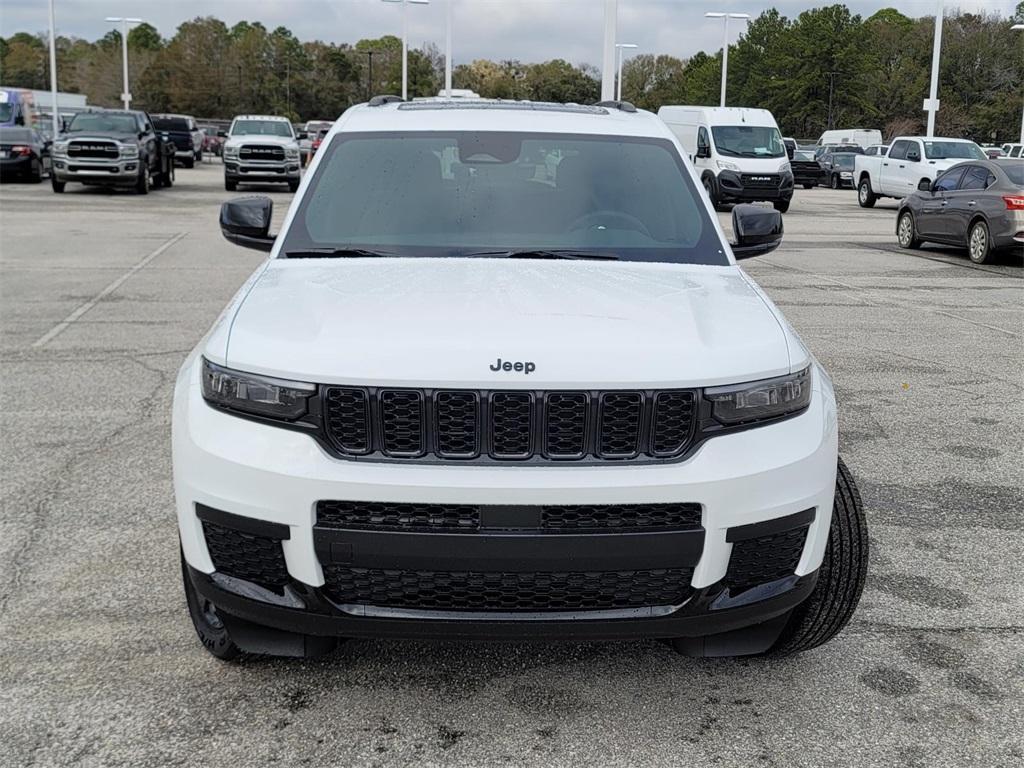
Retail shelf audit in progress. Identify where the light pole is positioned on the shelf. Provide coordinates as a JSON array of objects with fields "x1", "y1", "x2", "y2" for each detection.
[
  {"x1": 444, "y1": 0, "x2": 453, "y2": 97},
  {"x1": 601, "y1": 0, "x2": 617, "y2": 101},
  {"x1": 615, "y1": 43, "x2": 637, "y2": 102},
  {"x1": 705, "y1": 11, "x2": 750, "y2": 108},
  {"x1": 924, "y1": 0, "x2": 944, "y2": 137},
  {"x1": 363, "y1": 50, "x2": 381, "y2": 102},
  {"x1": 47, "y1": 0, "x2": 59, "y2": 137},
  {"x1": 104, "y1": 16, "x2": 143, "y2": 110},
  {"x1": 1014, "y1": 24, "x2": 1024, "y2": 143},
  {"x1": 381, "y1": 0, "x2": 429, "y2": 101}
]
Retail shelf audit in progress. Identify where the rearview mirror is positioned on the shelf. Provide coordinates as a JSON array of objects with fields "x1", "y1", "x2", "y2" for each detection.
[
  {"x1": 917, "y1": 178, "x2": 932, "y2": 192},
  {"x1": 220, "y1": 196, "x2": 276, "y2": 252},
  {"x1": 696, "y1": 144, "x2": 711, "y2": 159},
  {"x1": 730, "y1": 204, "x2": 783, "y2": 260}
]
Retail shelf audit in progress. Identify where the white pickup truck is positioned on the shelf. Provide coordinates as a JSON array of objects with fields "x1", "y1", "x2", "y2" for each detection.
[{"x1": 855, "y1": 136, "x2": 987, "y2": 207}]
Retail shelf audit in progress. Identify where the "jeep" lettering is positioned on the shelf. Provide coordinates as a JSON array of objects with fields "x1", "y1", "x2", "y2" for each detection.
[{"x1": 489, "y1": 358, "x2": 535, "y2": 375}]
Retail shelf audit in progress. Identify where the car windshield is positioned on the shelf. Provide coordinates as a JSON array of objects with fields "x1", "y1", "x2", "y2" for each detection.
[
  {"x1": 281, "y1": 131, "x2": 726, "y2": 265},
  {"x1": 1000, "y1": 162, "x2": 1024, "y2": 186},
  {"x1": 231, "y1": 119, "x2": 292, "y2": 138},
  {"x1": 153, "y1": 117, "x2": 190, "y2": 131},
  {"x1": 832, "y1": 154, "x2": 856, "y2": 169},
  {"x1": 711, "y1": 126, "x2": 785, "y2": 158},
  {"x1": 792, "y1": 151, "x2": 816, "y2": 161},
  {"x1": 67, "y1": 113, "x2": 137, "y2": 133},
  {"x1": 924, "y1": 141, "x2": 985, "y2": 160},
  {"x1": 0, "y1": 128, "x2": 33, "y2": 142}
]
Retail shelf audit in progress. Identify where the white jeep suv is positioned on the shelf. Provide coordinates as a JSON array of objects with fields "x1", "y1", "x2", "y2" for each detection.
[
  {"x1": 221, "y1": 114, "x2": 301, "y2": 192},
  {"x1": 175, "y1": 97, "x2": 867, "y2": 660}
]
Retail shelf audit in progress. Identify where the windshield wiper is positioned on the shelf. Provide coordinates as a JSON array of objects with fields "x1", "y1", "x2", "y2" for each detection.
[
  {"x1": 461, "y1": 248, "x2": 620, "y2": 261},
  {"x1": 283, "y1": 248, "x2": 399, "y2": 259}
]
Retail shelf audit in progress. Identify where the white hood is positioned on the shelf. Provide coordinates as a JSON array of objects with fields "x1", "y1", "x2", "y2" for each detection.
[
  {"x1": 224, "y1": 134, "x2": 297, "y2": 150},
  {"x1": 219, "y1": 259, "x2": 798, "y2": 389}
]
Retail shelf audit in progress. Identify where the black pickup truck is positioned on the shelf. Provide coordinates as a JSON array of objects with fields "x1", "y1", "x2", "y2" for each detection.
[
  {"x1": 51, "y1": 109, "x2": 175, "y2": 194},
  {"x1": 152, "y1": 114, "x2": 205, "y2": 168}
]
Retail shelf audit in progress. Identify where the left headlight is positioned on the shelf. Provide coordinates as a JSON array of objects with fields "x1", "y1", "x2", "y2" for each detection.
[
  {"x1": 285, "y1": 147, "x2": 300, "y2": 160},
  {"x1": 120, "y1": 144, "x2": 139, "y2": 159},
  {"x1": 705, "y1": 366, "x2": 811, "y2": 425},
  {"x1": 201, "y1": 358, "x2": 315, "y2": 421}
]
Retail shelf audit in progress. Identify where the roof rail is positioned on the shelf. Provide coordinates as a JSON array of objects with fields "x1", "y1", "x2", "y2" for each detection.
[
  {"x1": 594, "y1": 100, "x2": 637, "y2": 113},
  {"x1": 368, "y1": 95, "x2": 405, "y2": 107}
]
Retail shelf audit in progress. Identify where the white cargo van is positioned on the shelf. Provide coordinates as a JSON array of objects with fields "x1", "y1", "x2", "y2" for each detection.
[
  {"x1": 658, "y1": 106, "x2": 794, "y2": 212},
  {"x1": 816, "y1": 129, "x2": 882, "y2": 149}
]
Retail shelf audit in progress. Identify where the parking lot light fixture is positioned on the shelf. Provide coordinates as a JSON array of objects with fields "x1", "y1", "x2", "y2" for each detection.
[
  {"x1": 1014, "y1": 24, "x2": 1024, "y2": 143},
  {"x1": 104, "y1": 16, "x2": 143, "y2": 110},
  {"x1": 47, "y1": 0, "x2": 59, "y2": 139},
  {"x1": 924, "y1": 0, "x2": 945, "y2": 138},
  {"x1": 381, "y1": 0, "x2": 430, "y2": 101},
  {"x1": 615, "y1": 43, "x2": 638, "y2": 102},
  {"x1": 705, "y1": 12, "x2": 750, "y2": 108}
]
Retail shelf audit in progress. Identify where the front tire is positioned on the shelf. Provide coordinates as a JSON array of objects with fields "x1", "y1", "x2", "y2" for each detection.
[
  {"x1": 181, "y1": 551, "x2": 243, "y2": 661},
  {"x1": 184, "y1": 156, "x2": 195, "y2": 169},
  {"x1": 28, "y1": 158, "x2": 43, "y2": 183},
  {"x1": 857, "y1": 177, "x2": 876, "y2": 208},
  {"x1": 897, "y1": 210, "x2": 921, "y2": 249},
  {"x1": 773, "y1": 199, "x2": 790, "y2": 213},
  {"x1": 803, "y1": 183, "x2": 814, "y2": 189},
  {"x1": 829, "y1": 174, "x2": 840, "y2": 190},
  {"x1": 766, "y1": 458, "x2": 868, "y2": 656},
  {"x1": 135, "y1": 167, "x2": 150, "y2": 195},
  {"x1": 702, "y1": 175, "x2": 719, "y2": 210},
  {"x1": 51, "y1": 176, "x2": 66, "y2": 193},
  {"x1": 225, "y1": 178, "x2": 237, "y2": 192},
  {"x1": 968, "y1": 220, "x2": 993, "y2": 264},
  {"x1": 288, "y1": 180, "x2": 300, "y2": 193}
]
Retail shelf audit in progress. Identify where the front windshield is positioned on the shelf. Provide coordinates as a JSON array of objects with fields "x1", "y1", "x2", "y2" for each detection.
[
  {"x1": 281, "y1": 131, "x2": 726, "y2": 265},
  {"x1": 153, "y1": 117, "x2": 189, "y2": 132},
  {"x1": 68, "y1": 113, "x2": 137, "y2": 133},
  {"x1": 711, "y1": 126, "x2": 785, "y2": 158},
  {"x1": 924, "y1": 141, "x2": 985, "y2": 160},
  {"x1": 832, "y1": 154, "x2": 856, "y2": 169},
  {"x1": 793, "y1": 150, "x2": 815, "y2": 161},
  {"x1": 231, "y1": 119, "x2": 293, "y2": 138}
]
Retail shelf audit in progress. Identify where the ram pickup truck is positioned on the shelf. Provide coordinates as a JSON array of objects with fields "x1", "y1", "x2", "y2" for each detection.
[
  {"x1": 855, "y1": 136, "x2": 986, "y2": 208},
  {"x1": 152, "y1": 114, "x2": 204, "y2": 168},
  {"x1": 221, "y1": 114, "x2": 301, "y2": 192},
  {"x1": 51, "y1": 109, "x2": 175, "y2": 194}
]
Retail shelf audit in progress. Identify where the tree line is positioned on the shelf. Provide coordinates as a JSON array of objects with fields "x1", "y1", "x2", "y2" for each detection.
[{"x1": 1, "y1": 4, "x2": 1021, "y2": 141}]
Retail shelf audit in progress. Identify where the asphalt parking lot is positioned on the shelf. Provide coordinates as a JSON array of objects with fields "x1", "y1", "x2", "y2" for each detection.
[{"x1": 1, "y1": 161, "x2": 1022, "y2": 768}]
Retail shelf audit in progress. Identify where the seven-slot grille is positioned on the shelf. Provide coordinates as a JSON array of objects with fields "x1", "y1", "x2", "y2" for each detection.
[
  {"x1": 67, "y1": 140, "x2": 119, "y2": 159},
  {"x1": 239, "y1": 144, "x2": 286, "y2": 161},
  {"x1": 321, "y1": 388, "x2": 697, "y2": 462}
]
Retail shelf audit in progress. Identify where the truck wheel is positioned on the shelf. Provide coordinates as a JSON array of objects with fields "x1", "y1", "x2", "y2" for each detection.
[
  {"x1": 702, "y1": 176, "x2": 719, "y2": 209},
  {"x1": 829, "y1": 174, "x2": 840, "y2": 190},
  {"x1": 181, "y1": 550, "x2": 243, "y2": 661},
  {"x1": 802, "y1": 183, "x2": 814, "y2": 190},
  {"x1": 857, "y1": 177, "x2": 876, "y2": 208},
  {"x1": 773, "y1": 199, "x2": 790, "y2": 213},
  {"x1": 968, "y1": 220, "x2": 993, "y2": 264},
  {"x1": 184, "y1": 156, "x2": 195, "y2": 169},
  {"x1": 135, "y1": 167, "x2": 150, "y2": 195},
  {"x1": 897, "y1": 210, "x2": 921, "y2": 249},
  {"x1": 766, "y1": 458, "x2": 869, "y2": 656},
  {"x1": 288, "y1": 180, "x2": 300, "y2": 193},
  {"x1": 51, "y1": 176, "x2": 66, "y2": 193},
  {"x1": 225, "y1": 178, "x2": 237, "y2": 192}
]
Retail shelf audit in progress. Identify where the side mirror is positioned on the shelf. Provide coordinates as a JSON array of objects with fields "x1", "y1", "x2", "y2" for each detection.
[
  {"x1": 217, "y1": 130, "x2": 228, "y2": 138},
  {"x1": 906, "y1": 150, "x2": 920, "y2": 162},
  {"x1": 730, "y1": 204, "x2": 783, "y2": 260},
  {"x1": 696, "y1": 144, "x2": 711, "y2": 159},
  {"x1": 786, "y1": 145, "x2": 794, "y2": 160},
  {"x1": 298, "y1": 131, "x2": 308, "y2": 140},
  {"x1": 917, "y1": 178, "x2": 933, "y2": 192},
  {"x1": 220, "y1": 196, "x2": 276, "y2": 252}
]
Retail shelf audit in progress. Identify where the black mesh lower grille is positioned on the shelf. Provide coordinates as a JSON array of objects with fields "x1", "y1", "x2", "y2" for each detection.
[
  {"x1": 316, "y1": 501, "x2": 480, "y2": 532},
  {"x1": 321, "y1": 566, "x2": 694, "y2": 611},
  {"x1": 725, "y1": 527, "x2": 808, "y2": 594},
  {"x1": 203, "y1": 522, "x2": 289, "y2": 590},
  {"x1": 540, "y1": 503, "x2": 702, "y2": 531}
]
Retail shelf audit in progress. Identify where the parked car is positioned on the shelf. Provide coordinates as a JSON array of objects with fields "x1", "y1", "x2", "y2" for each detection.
[
  {"x1": 782, "y1": 136, "x2": 797, "y2": 159},
  {"x1": 299, "y1": 120, "x2": 332, "y2": 166},
  {"x1": 790, "y1": 149, "x2": 821, "y2": 189},
  {"x1": 896, "y1": 159, "x2": 1024, "y2": 264},
  {"x1": 1003, "y1": 143, "x2": 1023, "y2": 159},
  {"x1": 0, "y1": 126, "x2": 51, "y2": 182},
  {"x1": 855, "y1": 136, "x2": 986, "y2": 208},
  {"x1": 221, "y1": 114, "x2": 301, "y2": 192},
  {"x1": 50, "y1": 109, "x2": 175, "y2": 194},
  {"x1": 151, "y1": 114, "x2": 204, "y2": 168},
  {"x1": 863, "y1": 144, "x2": 888, "y2": 157},
  {"x1": 659, "y1": 106, "x2": 794, "y2": 212},
  {"x1": 0, "y1": 88, "x2": 36, "y2": 128},
  {"x1": 819, "y1": 151, "x2": 857, "y2": 189},
  {"x1": 200, "y1": 124, "x2": 224, "y2": 156},
  {"x1": 310, "y1": 127, "x2": 330, "y2": 156},
  {"x1": 176, "y1": 97, "x2": 869, "y2": 661},
  {"x1": 816, "y1": 129, "x2": 882, "y2": 150}
]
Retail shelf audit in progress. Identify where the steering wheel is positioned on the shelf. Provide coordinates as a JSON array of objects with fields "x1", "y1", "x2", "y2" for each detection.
[{"x1": 568, "y1": 210, "x2": 651, "y2": 238}]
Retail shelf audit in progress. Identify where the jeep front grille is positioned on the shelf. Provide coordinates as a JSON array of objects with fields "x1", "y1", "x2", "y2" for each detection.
[{"x1": 321, "y1": 387, "x2": 697, "y2": 463}]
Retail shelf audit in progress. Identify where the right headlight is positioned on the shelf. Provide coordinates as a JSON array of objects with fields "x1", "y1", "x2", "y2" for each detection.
[
  {"x1": 705, "y1": 366, "x2": 811, "y2": 425},
  {"x1": 716, "y1": 159, "x2": 740, "y2": 172},
  {"x1": 53, "y1": 140, "x2": 68, "y2": 156},
  {"x1": 119, "y1": 144, "x2": 139, "y2": 159},
  {"x1": 201, "y1": 358, "x2": 315, "y2": 421}
]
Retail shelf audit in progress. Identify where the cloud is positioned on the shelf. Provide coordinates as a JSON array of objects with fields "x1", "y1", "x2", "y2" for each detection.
[{"x1": 1, "y1": 0, "x2": 1017, "y2": 65}]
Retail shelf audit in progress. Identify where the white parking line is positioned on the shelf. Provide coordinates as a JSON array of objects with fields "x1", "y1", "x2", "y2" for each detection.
[{"x1": 31, "y1": 231, "x2": 187, "y2": 349}]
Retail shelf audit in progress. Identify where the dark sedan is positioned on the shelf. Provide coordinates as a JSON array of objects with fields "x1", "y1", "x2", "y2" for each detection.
[
  {"x1": 0, "y1": 127, "x2": 51, "y2": 182},
  {"x1": 896, "y1": 159, "x2": 1024, "y2": 264},
  {"x1": 791, "y1": 150, "x2": 821, "y2": 189},
  {"x1": 819, "y1": 151, "x2": 856, "y2": 189}
]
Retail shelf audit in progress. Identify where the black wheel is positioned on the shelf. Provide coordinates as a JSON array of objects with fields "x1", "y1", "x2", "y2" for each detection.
[
  {"x1": 288, "y1": 180, "x2": 300, "y2": 193},
  {"x1": 857, "y1": 177, "x2": 876, "y2": 208},
  {"x1": 181, "y1": 550, "x2": 243, "y2": 661},
  {"x1": 135, "y1": 167, "x2": 150, "y2": 195},
  {"x1": 225, "y1": 178, "x2": 237, "y2": 192},
  {"x1": 829, "y1": 174, "x2": 840, "y2": 190},
  {"x1": 773, "y1": 199, "x2": 790, "y2": 213},
  {"x1": 184, "y1": 156, "x2": 195, "y2": 169},
  {"x1": 968, "y1": 219, "x2": 993, "y2": 264},
  {"x1": 51, "y1": 176, "x2": 66, "y2": 193},
  {"x1": 164, "y1": 166, "x2": 174, "y2": 188},
  {"x1": 897, "y1": 210, "x2": 921, "y2": 249},
  {"x1": 702, "y1": 175, "x2": 719, "y2": 209},
  {"x1": 28, "y1": 158, "x2": 43, "y2": 183},
  {"x1": 803, "y1": 183, "x2": 814, "y2": 189},
  {"x1": 766, "y1": 458, "x2": 868, "y2": 656}
]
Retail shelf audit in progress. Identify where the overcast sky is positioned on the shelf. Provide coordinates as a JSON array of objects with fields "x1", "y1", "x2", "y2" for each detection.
[{"x1": 1, "y1": 1, "x2": 1017, "y2": 65}]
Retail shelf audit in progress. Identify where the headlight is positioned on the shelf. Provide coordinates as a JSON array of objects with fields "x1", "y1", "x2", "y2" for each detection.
[
  {"x1": 53, "y1": 141, "x2": 68, "y2": 156},
  {"x1": 717, "y1": 160, "x2": 740, "y2": 172},
  {"x1": 778, "y1": 161, "x2": 792, "y2": 173},
  {"x1": 705, "y1": 367, "x2": 811, "y2": 425},
  {"x1": 223, "y1": 146, "x2": 239, "y2": 158},
  {"x1": 285, "y1": 147, "x2": 300, "y2": 160},
  {"x1": 201, "y1": 358, "x2": 315, "y2": 421},
  {"x1": 120, "y1": 144, "x2": 139, "y2": 159}
]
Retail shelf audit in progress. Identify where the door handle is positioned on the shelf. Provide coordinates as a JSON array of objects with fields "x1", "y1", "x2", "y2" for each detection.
[
  {"x1": 968, "y1": 201, "x2": 977, "y2": 207},
  {"x1": 883, "y1": 162, "x2": 889, "y2": 166}
]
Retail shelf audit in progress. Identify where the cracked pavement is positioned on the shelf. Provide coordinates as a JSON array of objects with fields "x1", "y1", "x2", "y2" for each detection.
[{"x1": 1, "y1": 163, "x2": 1022, "y2": 767}]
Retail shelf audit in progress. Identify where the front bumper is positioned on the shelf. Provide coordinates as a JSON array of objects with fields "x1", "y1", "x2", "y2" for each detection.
[
  {"x1": 716, "y1": 170, "x2": 794, "y2": 202},
  {"x1": 52, "y1": 157, "x2": 140, "y2": 184},
  {"x1": 224, "y1": 160, "x2": 300, "y2": 182},
  {"x1": 174, "y1": 354, "x2": 838, "y2": 640}
]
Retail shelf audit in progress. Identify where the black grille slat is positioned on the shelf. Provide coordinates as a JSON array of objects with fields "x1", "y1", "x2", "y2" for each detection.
[
  {"x1": 322, "y1": 388, "x2": 696, "y2": 462},
  {"x1": 541, "y1": 503, "x2": 702, "y2": 531},
  {"x1": 321, "y1": 566, "x2": 694, "y2": 611},
  {"x1": 68, "y1": 141, "x2": 119, "y2": 159},
  {"x1": 598, "y1": 392, "x2": 643, "y2": 458},
  {"x1": 725, "y1": 527, "x2": 809, "y2": 594},
  {"x1": 239, "y1": 144, "x2": 286, "y2": 161},
  {"x1": 379, "y1": 390, "x2": 425, "y2": 457},
  {"x1": 202, "y1": 522, "x2": 289, "y2": 590},
  {"x1": 490, "y1": 392, "x2": 533, "y2": 458},
  {"x1": 434, "y1": 391, "x2": 479, "y2": 458},
  {"x1": 740, "y1": 173, "x2": 781, "y2": 187},
  {"x1": 317, "y1": 501, "x2": 480, "y2": 532}
]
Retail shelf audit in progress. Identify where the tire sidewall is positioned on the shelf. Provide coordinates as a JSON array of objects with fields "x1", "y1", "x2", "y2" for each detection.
[{"x1": 968, "y1": 221, "x2": 991, "y2": 264}]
